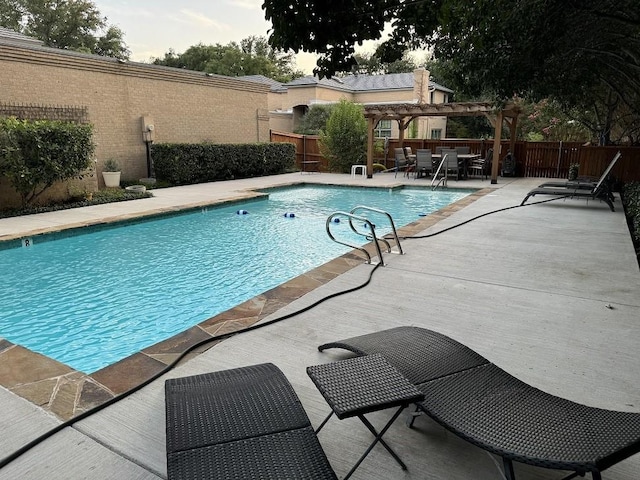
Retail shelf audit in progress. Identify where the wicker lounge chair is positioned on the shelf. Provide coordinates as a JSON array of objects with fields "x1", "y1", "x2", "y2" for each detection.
[
  {"x1": 165, "y1": 363, "x2": 337, "y2": 480},
  {"x1": 521, "y1": 152, "x2": 620, "y2": 211},
  {"x1": 318, "y1": 326, "x2": 640, "y2": 480}
]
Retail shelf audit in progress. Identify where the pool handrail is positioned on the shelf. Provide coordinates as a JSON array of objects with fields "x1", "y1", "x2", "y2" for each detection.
[
  {"x1": 349, "y1": 206, "x2": 404, "y2": 256},
  {"x1": 326, "y1": 212, "x2": 385, "y2": 265},
  {"x1": 431, "y1": 153, "x2": 449, "y2": 190}
]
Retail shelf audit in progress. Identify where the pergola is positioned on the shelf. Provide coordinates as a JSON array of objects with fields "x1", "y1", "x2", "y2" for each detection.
[{"x1": 364, "y1": 101, "x2": 522, "y2": 183}]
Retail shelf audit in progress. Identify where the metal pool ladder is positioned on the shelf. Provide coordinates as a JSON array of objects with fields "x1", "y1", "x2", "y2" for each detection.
[{"x1": 326, "y1": 206, "x2": 403, "y2": 266}]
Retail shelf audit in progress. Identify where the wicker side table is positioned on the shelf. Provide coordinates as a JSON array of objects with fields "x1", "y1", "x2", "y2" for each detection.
[{"x1": 307, "y1": 354, "x2": 424, "y2": 479}]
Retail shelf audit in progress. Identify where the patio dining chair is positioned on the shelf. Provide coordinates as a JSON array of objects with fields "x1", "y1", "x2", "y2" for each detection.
[
  {"x1": 394, "y1": 148, "x2": 409, "y2": 178},
  {"x1": 404, "y1": 146, "x2": 417, "y2": 175},
  {"x1": 468, "y1": 148, "x2": 492, "y2": 180},
  {"x1": 442, "y1": 150, "x2": 460, "y2": 180},
  {"x1": 414, "y1": 149, "x2": 432, "y2": 179}
]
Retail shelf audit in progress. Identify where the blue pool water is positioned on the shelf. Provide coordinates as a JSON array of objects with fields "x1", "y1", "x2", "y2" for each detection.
[{"x1": 0, "y1": 185, "x2": 472, "y2": 373}]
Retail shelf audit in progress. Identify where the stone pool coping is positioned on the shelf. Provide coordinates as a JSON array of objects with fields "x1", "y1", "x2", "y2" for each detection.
[{"x1": 0, "y1": 187, "x2": 490, "y2": 420}]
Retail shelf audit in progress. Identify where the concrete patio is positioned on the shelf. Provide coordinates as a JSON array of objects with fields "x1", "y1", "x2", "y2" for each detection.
[{"x1": 0, "y1": 173, "x2": 639, "y2": 479}]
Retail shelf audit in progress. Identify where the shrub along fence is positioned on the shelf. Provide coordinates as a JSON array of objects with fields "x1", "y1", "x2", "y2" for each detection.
[
  {"x1": 271, "y1": 131, "x2": 640, "y2": 182},
  {"x1": 152, "y1": 142, "x2": 295, "y2": 185}
]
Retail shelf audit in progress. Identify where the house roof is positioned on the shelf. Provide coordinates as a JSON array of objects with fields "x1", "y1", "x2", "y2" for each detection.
[
  {"x1": 240, "y1": 75, "x2": 288, "y2": 92},
  {"x1": 283, "y1": 72, "x2": 453, "y2": 93},
  {"x1": 0, "y1": 27, "x2": 44, "y2": 46}
]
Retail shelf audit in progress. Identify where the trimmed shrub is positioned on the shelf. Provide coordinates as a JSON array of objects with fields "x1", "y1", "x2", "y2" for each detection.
[
  {"x1": 152, "y1": 142, "x2": 295, "y2": 185},
  {"x1": 0, "y1": 118, "x2": 95, "y2": 206},
  {"x1": 318, "y1": 99, "x2": 367, "y2": 173}
]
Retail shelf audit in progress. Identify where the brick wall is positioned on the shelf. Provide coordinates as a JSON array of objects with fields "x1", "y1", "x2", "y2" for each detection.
[{"x1": 0, "y1": 43, "x2": 270, "y2": 207}]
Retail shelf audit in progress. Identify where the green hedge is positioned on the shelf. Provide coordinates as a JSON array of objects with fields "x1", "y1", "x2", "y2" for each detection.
[
  {"x1": 0, "y1": 118, "x2": 94, "y2": 206},
  {"x1": 623, "y1": 182, "x2": 640, "y2": 245},
  {"x1": 152, "y1": 142, "x2": 296, "y2": 185}
]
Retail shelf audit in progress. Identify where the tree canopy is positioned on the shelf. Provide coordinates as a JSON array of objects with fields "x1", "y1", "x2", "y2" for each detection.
[
  {"x1": 0, "y1": 0, "x2": 129, "y2": 59},
  {"x1": 152, "y1": 36, "x2": 303, "y2": 83},
  {"x1": 263, "y1": 0, "x2": 640, "y2": 143},
  {"x1": 264, "y1": 0, "x2": 639, "y2": 98},
  {"x1": 344, "y1": 50, "x2": 418, "y2": 75}
]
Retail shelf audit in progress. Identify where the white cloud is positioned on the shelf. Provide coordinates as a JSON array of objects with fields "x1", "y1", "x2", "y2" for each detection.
[{"x1": 228, "y1": 0, "x2": 262, "y2": 11}]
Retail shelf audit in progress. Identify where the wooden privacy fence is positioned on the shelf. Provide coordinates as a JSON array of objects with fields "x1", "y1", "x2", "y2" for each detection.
[
  {"x1": 270, "y1": 131, "x2": 640, "y2": 182},
  {"x1": 270, "y1": 131, "x2": 327, "y2": 171}
]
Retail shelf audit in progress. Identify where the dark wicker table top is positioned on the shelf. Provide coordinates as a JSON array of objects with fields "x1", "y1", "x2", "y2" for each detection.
[{"x1": 307, "y1": 354, "x2": 424, "y2": 419}]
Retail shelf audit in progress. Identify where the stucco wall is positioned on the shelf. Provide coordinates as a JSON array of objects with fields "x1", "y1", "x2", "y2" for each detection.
[
  {"x1": 285, "y1": 86, "x2": 351, "y2": 110},
  {"x1": 0, "y1": 42, "x2": 270, "y2": 206},
  {"x1": 269, "y1": 113, "x2": 293, "y2": 133},
  {"x1": 353, "y1": 90, "x2": 416, "y2": 104}
]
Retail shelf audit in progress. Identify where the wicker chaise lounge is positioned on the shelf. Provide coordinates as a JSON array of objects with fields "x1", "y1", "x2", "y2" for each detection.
[
  {"x1": 318, "y1": 326, "x2": 640, "y2": 480},
  {"x1": 165, "y1": 363, "x2": 337, "y2": 480}
]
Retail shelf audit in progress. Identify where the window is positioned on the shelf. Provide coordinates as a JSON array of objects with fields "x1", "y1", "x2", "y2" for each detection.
[
  {"x1": 431, "y1": 129, "x2": 442, "y2": 140},
  {"x1": 375, "y1": 119, "x2": 392, "y2": 138}
]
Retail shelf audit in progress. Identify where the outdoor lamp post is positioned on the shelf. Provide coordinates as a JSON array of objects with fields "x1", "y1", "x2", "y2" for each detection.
[{"x1": 142, "y1": 124, "x2": 154, "y2": 178}]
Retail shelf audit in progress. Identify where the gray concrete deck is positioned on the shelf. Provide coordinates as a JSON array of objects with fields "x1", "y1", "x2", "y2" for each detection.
[{"x1": 1, "y1": 173, "x2": 639, "y2": 479}]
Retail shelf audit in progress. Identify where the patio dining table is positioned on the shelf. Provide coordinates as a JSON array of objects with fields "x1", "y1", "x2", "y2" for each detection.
[{"x1": 432, "y1": 153, "x2": 481, "y2": 180}]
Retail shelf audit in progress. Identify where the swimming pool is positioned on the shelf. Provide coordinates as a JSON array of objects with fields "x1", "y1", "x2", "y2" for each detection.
[{"x1": 0, "y1": 185, "x2": 472, "y2": 373}]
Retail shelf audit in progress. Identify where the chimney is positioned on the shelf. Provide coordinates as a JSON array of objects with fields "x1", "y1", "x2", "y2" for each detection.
[{"x1": 413, "y1": 68, "x2": 430, "y2": 104}]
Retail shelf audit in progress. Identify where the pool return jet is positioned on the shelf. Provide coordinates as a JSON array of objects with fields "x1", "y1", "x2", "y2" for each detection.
[{"x1": 326, "y1": 205, "x2": 403, "y2": 266}]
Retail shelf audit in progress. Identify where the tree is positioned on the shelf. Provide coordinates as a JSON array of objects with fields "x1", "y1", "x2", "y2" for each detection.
[
  {"x1": 0, "y1": 0, "x2": 129, "y2": 59},
  {"x1": 318, "y1": 100, "x2": 367, "y2": 172},
  {"x1": 294, "y1": 104, "x2": 335, "y2": 135},
  {"x1": 0, "y1": 0, "x2": 23, "y2": 30},
  {"x1": 264, "y1": 0, "x2": 639, "y2": 97},
  {"x1": 346, "y1": 50, "x2": 417, "y2": 75},
  {"x1": 153, "y1": 36, "x2": 303, "y2": 83},
  {"x1": 518, "y1": 100, "x2": 592, "y2": 142}
]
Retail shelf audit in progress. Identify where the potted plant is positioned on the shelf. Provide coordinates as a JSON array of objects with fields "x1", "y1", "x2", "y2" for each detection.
[
  {"x1": 102, "y1": 158, "x2": 121, "y2": 187},
  {"x1": 568, "y1": 163, "x2": 579, "y2": 181}
]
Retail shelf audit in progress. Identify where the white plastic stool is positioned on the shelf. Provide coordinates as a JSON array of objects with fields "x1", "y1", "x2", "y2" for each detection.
[{"x1": 351, "y1": 165, "x2": 367, "y2": 178}]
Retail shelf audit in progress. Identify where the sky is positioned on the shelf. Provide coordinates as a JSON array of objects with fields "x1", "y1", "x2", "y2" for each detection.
[{"x1": 92, "y1": 0, "x2": 322, "y2": 74}]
